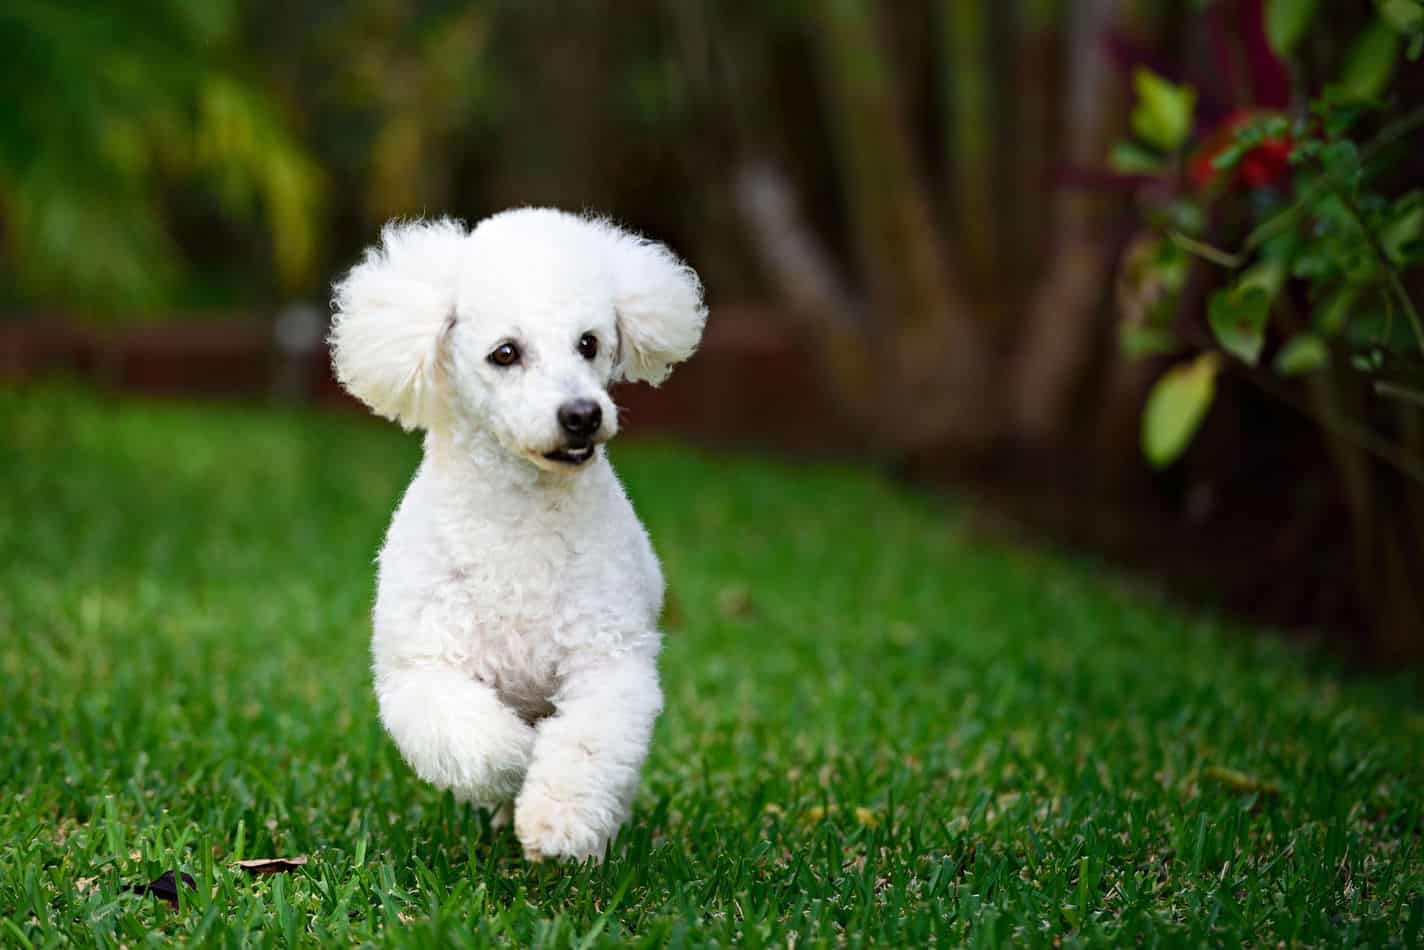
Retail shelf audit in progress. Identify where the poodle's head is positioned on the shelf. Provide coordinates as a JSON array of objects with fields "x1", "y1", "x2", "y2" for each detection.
[{"x1": 330, "y1": 209, "x2": 706, "y2": 472}]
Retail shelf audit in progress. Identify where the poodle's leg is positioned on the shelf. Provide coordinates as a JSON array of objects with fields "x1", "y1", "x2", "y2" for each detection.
[
  {"x1": 376, "y1": 668, "x2": 535, "y2": 805},
  {"x1": 515, "y1": 653, "x2": 663, "y2": 862}
]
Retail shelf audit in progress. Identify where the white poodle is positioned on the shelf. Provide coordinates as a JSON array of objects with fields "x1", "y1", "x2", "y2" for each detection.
[{"x1": 329, "y1": 208, "x2": 706, "y2": 861}]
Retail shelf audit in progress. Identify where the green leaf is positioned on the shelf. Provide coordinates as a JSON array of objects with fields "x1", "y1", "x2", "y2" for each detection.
[
  {"x1": 1339, "y1": 18, "x2": 1402, "y2": 101},
  {"x1": 1267, "y1": 0, "x2": 1320, "y2": 56},
  {"x1": 1314, "y1": 285, "x2": 1360, "y2": 335},
  {"x1": 1260, "y1": 115, "x2": 1291, "y2": 138},
  {"x1": 1110, "y1": 140, "x2": 1165, "y2": 174},
  {"x1": 1273, "y1": 334, "x2": 1330, "y2": 376},
  {"x1": 1131, "y1": 69, "x2": 1197, "y2": 152},
  {"x1": 1239, "y1": 256, "x2": 1291, "y2": 297},
  {"x1": 1346, "y1": 306, "x2": 1419, "y2": 352},
  {"x1": 1208, "y1": 285, "x2": 1273, "y2": 365},
  {"x1": 1379, "y1": 0, "x2": 1424, "y2": 34},
  {"x1": 1142, "y1": 354, "x2": 1220, "y2": 468},
  {"x1": 1352, "y1": 349, "x2": 1386, "y2": 371},
  {"x1": 1212, "y1": 141, "x2": 1249, "y2": 172},
  {"x1": 1318, "y1": 139, "x2": 1363, "y2": 185},
  {"x1": 1382, "y1": 192, "x2": 1424, "y2": 264},
  {"x1": 1311, "y1": 86, "x2": 1381, "y2": 136}
]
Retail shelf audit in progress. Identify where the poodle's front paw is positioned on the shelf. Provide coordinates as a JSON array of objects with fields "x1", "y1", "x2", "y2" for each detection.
[{"x1": 514, "y1": 786, "x2": 609, "y2": 863}]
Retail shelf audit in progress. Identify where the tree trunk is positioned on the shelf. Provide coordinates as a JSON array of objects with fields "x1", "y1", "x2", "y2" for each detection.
[
  {"x1": 1008, "y1": 0, "x2": 1123, "y2": 441},
  {"x1": 739, "y1": 0, "x2": 997, "y2": 460}
]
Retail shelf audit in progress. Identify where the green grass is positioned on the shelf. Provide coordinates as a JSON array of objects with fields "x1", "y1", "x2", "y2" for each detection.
[{"x1": 1, "y1": 383, "x2": 1422, "y2": 947}]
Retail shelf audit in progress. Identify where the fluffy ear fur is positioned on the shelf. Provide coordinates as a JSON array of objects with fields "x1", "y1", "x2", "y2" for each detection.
[
  {"x1": 599, "y1": 223, "x2": 707, "y2": 386},
  {"x1": 329, "y1": 218, "x2": 467, "y2": 430}
]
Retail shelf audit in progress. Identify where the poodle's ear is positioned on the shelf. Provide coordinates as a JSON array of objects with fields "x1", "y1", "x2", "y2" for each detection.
[
  {"x1": 600, "y1": 222, "x2": 707, "y2": 386},
  {"x1": 329, "y1": 218, "x2": 466, "y2": 430}
]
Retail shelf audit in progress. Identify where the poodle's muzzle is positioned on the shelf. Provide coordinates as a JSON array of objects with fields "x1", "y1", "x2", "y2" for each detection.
[{"x1": 544, "y1": 398, "x2": 605, "y2": 466}]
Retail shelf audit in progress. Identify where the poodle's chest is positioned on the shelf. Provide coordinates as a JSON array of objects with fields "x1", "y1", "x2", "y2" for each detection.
[
  {"x1": 456, "y1": 594, "x2": 562, "y2": 722},
  {"x1": 380, "y1": 571, "x2": 565, "y2": 716},
  {"x1": 392, "y1": 536, "x2": 648, "y2": 662},
  {"x1": 372, "y1": 472, "x2": 662, "y2": 705}
]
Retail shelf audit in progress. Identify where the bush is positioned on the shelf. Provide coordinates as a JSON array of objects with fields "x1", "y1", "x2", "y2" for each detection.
[{"x1": 1111, "y1": 0, "x2": 1424, "y2": 657}]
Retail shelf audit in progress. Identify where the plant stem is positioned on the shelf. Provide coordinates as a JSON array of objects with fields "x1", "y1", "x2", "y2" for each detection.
[
  {"x1": 1170, "y1": 231, "x2": 1244, "y2": 269},
  {"x1": 1245, "y1": 366, "x2": 1424, "y2": 485},
  {"x1": 1374, "y1": 380, "x2": 1424, "y2": 409},
  {"x1": 1176, "y1": 321, "x2": 1424, "y2": 485}
]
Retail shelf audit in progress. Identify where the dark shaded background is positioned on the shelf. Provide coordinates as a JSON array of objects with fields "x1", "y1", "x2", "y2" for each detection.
[{"x1": 3, "y1": 0, "x2": 1423, "y2": 661}]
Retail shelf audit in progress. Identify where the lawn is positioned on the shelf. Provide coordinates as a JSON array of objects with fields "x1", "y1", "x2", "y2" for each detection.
[{"x1": 1, "y1": 383, "x2": 1422, "y2": 947}]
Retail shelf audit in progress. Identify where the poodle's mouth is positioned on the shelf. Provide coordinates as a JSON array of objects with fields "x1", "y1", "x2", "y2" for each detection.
[{"x1": 543, "y1": 443, "x2": 596, "y2": 466}]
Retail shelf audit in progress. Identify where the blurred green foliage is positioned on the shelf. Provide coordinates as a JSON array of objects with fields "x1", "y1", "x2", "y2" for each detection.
[
  {"x1": 0, "y1": 0, "x2": 324, "y2": 312},
  {"x1": 1114, "y1": 4, "x2": 1424, "y2": 469},
  {"x1": 1110, "y1": 0, "x2": 1424, "y2": 656},
  {"x1": 0, "y1": 0, "x2": 746, "y2": 315}
]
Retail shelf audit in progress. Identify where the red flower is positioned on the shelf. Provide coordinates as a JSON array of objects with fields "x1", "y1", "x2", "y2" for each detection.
[
  {"x1": 1189, "y1": 109, "x2": 1291, "y2": 192},
  {"x1": 1238, "y1": 136, "x2": 1291, "y2": 188}
]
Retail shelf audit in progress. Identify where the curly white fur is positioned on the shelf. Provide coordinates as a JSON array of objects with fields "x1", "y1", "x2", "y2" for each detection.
[{"x1": 330, "y1": 208, "x2": 706, "y2": 861}]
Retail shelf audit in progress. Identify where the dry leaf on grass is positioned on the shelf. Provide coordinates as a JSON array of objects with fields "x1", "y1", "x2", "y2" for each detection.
[
  {"x1": 127, "y1": 870, "x2": 196, "y2": 908},
  {"x1": 234, "y1": 855, "x2": 309, "y2": 875},
  {"x1": 718, "y1": 585, "x2": 756, "y2": 619},
  {"x1": 1202, "y1": 766, "x2": 1280, "y2": 797}
]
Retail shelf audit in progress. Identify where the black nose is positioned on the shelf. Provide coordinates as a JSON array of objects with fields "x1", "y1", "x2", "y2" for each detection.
[{"x1": 557, "y1": 399, "x2": 602, "y2": 438}]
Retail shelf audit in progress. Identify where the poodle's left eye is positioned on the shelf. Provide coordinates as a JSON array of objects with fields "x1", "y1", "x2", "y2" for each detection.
[{"x1": 577, "y1": 333, "x2": 599, "y2": 360}]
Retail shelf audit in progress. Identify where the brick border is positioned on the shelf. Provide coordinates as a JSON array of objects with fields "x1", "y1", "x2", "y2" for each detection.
[{"x1": 0, "y1": 309, "x2": 852, "y2": 453}]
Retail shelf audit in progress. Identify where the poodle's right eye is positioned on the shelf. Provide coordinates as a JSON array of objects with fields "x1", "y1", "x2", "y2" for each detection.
[{"x1": 488, "y1": 342, "x2": 521, "y2": 367}]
